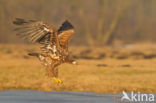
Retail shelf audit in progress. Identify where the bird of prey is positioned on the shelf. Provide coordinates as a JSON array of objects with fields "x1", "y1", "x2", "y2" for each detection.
[{"x1": 13, "y1": 18, "x2": 78, "y2": 84}]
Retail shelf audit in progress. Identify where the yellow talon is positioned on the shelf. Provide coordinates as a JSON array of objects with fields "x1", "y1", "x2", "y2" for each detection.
[{"x1": 53, "y1": 77, "x2": 63, "y2": 84}]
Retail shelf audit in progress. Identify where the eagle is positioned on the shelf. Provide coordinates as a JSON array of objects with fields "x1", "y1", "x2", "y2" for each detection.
[{"x1": 13, "y1": 18, "x2": 78, "y2": 84}]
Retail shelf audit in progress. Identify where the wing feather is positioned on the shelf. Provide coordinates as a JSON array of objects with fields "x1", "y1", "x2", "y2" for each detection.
[
  {"x1": 58, "y1": 20, "x2": 75, "y2": 47},
  {"x1": 13, "y1": 18, "x2": 57, "y2": 53}
]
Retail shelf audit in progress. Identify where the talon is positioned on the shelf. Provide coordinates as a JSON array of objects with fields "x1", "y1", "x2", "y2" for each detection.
[
  {"x1": 72, "y1": 61, "x2": 78, "y2": 65},
  {"x1": 53, "y1": 77, "x2": 63, "y2": 84}
]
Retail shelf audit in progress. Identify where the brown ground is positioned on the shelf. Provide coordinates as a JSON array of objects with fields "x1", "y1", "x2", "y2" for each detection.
[{"x1": 0, "y1": 44, "x2": 156, "y2": 93}]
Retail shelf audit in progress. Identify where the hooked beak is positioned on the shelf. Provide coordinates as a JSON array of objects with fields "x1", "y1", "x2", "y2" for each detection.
[{"x1": 72, "y1": 61, "x2": 78, "y2": 65}]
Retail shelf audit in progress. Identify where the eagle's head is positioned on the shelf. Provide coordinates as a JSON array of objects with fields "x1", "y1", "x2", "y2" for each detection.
[{"x1": 72, "y1": 60, "x2": 78, "y2": 65}]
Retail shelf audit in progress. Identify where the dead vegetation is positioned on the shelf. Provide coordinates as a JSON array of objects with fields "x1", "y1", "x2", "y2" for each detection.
[{"x1": 0, "y1": 44, "x2": 156, "y2": 93}]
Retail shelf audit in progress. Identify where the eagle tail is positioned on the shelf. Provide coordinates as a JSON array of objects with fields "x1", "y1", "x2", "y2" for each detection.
[{"x1": 28, "y1": 52, "x2": 39, "y2": 57}]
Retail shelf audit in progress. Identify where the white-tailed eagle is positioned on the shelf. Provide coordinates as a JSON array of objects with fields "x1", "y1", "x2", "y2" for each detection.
[{"x1": 13, "y1": 18, "x2": 78, "y2": 84}]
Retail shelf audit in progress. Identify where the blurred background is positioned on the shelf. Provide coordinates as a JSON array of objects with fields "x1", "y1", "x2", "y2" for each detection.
[
  {"x1": 0, "y1": 0, "x2": 156, "y2": 93},
  {"x1": 0, "y1": 0, "x2": 156, "y2": 46}
]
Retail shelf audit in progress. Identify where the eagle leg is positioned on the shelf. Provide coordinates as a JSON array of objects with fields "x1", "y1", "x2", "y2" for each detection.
[{"x1": 46, "y1": 64, "x2": 63, "y2": 84}]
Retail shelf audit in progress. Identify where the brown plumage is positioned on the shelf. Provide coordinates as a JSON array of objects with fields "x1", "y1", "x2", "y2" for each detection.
[{"x1": 13, "y1": 18, "x2": 77, "y2": 84}]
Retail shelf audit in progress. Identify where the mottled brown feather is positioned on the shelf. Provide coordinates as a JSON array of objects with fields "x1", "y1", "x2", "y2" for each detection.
[
  {"x1": 13, "y1": 18, "x2": 59, "y2": 54},
  {"x1": 58, "y1": 29, "x2": 75, "y2": 47},
  {"x1": 13, "y1": 18, "x2": 75, "y2": 79}
]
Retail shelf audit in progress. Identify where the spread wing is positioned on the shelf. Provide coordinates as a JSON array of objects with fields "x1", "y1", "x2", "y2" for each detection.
[
  {"x1": 13, "y1": 18, "x2": 59, "y2": 54},
  {"x1": 58, "y1": 20, "x2": 75, "y2": 48}
]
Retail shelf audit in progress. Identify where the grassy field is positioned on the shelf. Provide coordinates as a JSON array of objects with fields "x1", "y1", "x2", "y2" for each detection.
[{"x1": 0, "y1": 44, "x2": 156, "y2": 93}]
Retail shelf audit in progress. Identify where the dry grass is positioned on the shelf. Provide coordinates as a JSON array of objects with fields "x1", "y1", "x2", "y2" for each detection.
[{"x1": 0, "y1": 44, "x2": 156, "y2": 93}]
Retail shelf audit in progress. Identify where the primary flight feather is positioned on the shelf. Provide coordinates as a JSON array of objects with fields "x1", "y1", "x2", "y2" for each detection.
[{"x1": 13, "y1": 18, "x2": 77, "y2": 84}]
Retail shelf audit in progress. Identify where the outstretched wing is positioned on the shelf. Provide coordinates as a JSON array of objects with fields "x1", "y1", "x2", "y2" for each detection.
[
  {"x1": 13, "y1": 18, "x2": 59, "y2": 53},
  {"x1": 58, "y1": 20, "x2": 75, "y2": 48}
]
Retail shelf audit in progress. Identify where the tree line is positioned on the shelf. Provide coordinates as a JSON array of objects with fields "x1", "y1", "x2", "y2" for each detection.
[{"x1": 0, "y1": 0, "x2": 156, "y2": 46}]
